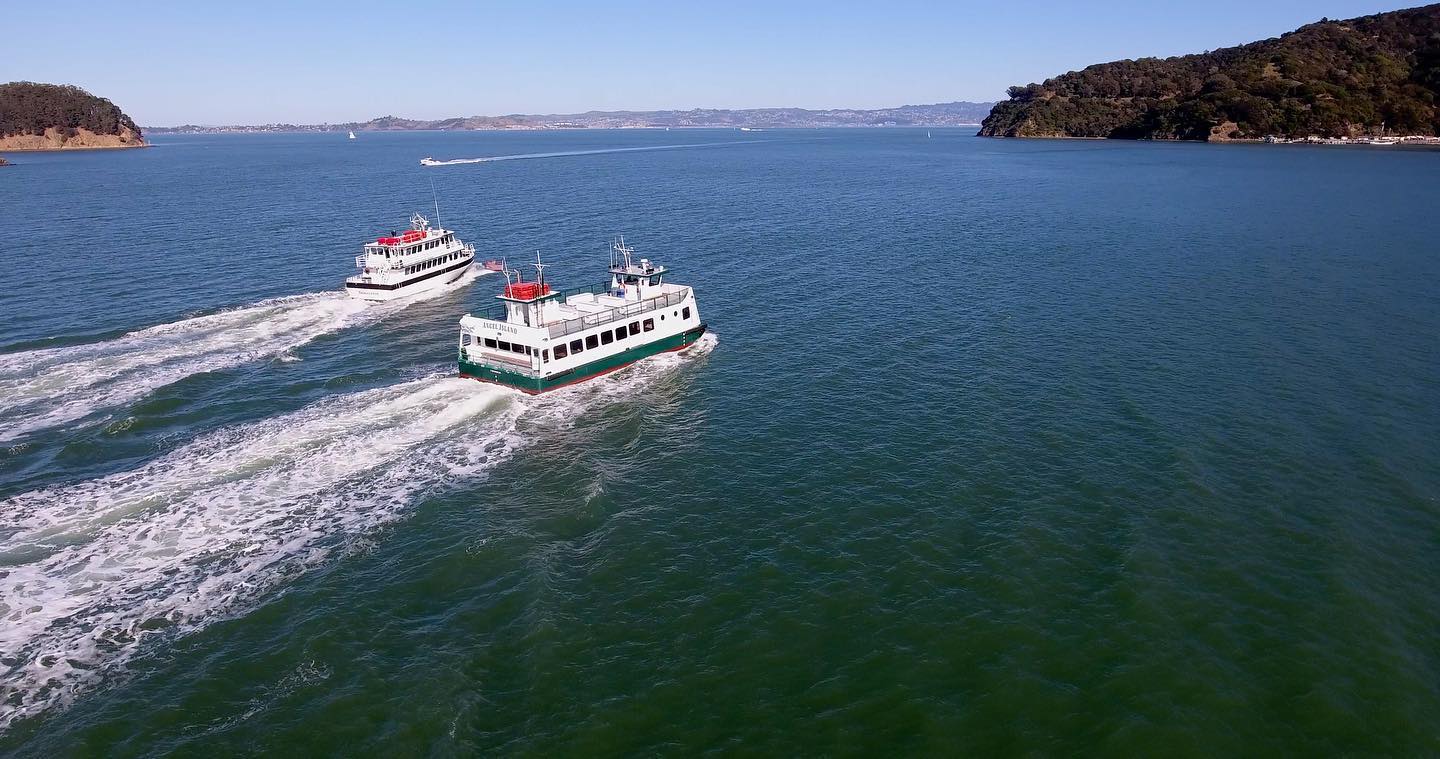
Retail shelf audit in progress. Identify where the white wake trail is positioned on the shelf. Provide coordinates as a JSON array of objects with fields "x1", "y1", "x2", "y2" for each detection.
[
  {"x1": 421, "y1": 140, "x2": 764, "y2": 166},
  {"x1": 0, "y1": 376, "x2": 521, "y2": 731},
  {"x1": 0, "y1": 274, "x2": 489, "y2": 443},
  {"x1": 0, "y1": 329, "x2": 713, "y2": 733}
]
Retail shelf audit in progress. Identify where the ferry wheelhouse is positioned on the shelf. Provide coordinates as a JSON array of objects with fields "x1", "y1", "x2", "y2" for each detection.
[
  {"x1": 457, "y1": 239, "x2": 706, "y2": 393},
  {"x1": 345, "y1": 213, "x2": 477, "y2": 301}
]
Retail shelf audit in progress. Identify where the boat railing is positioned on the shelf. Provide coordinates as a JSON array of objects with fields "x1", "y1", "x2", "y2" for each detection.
[
  {"x1": 465, "y1": 283, "x2": 690, "y2": 339},
  {"x1": 545, "y1": 287, "x2": 689, "y2": 339}
]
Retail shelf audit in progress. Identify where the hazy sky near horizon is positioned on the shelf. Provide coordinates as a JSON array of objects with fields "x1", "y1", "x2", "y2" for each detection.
[{"x1": 3, "y1": 0, "x2": 1413, "y2": 125}]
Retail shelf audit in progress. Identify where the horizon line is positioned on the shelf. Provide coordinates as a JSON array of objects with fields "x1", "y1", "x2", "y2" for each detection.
[{"x1": 142, "y1": 99, "x2": 997, "y2": 129}]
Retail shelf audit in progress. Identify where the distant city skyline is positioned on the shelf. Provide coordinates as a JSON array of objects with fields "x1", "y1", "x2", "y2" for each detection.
[{"x1": 6, "y1": 0, "x2": 1412, "y2": 125}]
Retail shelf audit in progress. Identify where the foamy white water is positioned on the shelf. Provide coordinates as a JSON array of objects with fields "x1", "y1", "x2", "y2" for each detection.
[
  {"x1": 0, "y1": 375, "x2": 520, "y2": 731},
  {"x1": 0, "y1": 272, "x2": 491, "y2": 443},
  {"x1": 421, "y1": 140, "x2": 763, "y2": 166},
  {"x1": 0, "y1": 331, "x2": 713, "y2": 732}
]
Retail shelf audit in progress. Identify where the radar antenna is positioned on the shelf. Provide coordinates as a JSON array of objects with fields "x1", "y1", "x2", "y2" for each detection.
[
  {"x1": 533, "y1": 250, "x2": 548, "y2": 288},
  {"x1": 611, "y1": 236, "x2": 636, "y2": 270}
]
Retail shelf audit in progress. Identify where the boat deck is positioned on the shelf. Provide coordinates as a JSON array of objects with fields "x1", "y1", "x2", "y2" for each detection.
[{"x1": 465, "y1": 282, "x2": 691, "y2": 339}]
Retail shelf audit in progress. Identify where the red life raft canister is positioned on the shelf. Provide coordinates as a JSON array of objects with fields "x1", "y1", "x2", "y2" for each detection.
[{"x1": 504, "y1": 282, "x2": 552, "y2": 299}]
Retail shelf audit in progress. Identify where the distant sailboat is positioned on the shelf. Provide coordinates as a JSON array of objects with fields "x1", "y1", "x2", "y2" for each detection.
[{"x1": 348, "y1": 131, "x2": 357, "y2": 140}]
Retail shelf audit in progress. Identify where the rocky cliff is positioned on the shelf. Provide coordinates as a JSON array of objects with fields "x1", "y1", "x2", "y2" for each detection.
[{"x1": 0, "y1": 82, "x2": 145, "y2": 150}]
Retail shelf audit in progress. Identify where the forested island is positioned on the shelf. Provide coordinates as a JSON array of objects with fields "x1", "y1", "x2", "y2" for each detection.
[
  {"x1": 0, "y1": 82, "x2": 145, "y2": 150},
  {"x1": 980, "y1": 3, "x2": 1440, "y2": 141},
  {"x1": 146, "y1": 102, "x2": 994, "y2": 133}
]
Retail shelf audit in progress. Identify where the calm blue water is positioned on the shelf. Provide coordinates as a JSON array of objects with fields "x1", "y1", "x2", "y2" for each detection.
[{"x1": 1, "y1": 130, "x2": 1438, "y2": 754}]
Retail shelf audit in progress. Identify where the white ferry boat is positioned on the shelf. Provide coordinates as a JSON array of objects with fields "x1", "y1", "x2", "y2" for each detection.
[
  {"x1": 345, "y1": 213, "x2": 477, "y2": 301},
  {"x1": 457, "y1": 239, "x2": 705, "y2": 393}
]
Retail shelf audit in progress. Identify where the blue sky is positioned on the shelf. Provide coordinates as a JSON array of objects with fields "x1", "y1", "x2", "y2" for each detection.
[{"x1": 1, "y1": 0, "x2": 1412, "y2": 125}]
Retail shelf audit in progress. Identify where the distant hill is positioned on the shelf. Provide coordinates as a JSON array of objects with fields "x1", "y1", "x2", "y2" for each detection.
[
  {"x1": 980, "y1": 3, "x2": 1440, "y2": 140},
  {"x1": 146, "y1": 101, "x2": 994, "y2": 133},
  {"x1": 0, "y1": 82, "x2": 145, "y2": 150}
]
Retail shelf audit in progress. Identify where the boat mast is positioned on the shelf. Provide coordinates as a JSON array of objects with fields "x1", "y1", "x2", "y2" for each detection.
[
  {"x1": 429, "y1": 177, "x2": 441, "y2": 230},
  {"x1": 533, "y1": 251, "x2": 549, "y2": 327}
]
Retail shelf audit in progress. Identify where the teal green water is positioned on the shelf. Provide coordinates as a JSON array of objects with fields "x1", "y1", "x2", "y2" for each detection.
[{"x1": 1, "y1": 130, "x2": 1437, "y2": 754}]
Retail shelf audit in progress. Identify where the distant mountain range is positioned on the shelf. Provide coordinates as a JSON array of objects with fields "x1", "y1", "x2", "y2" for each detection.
[{"x1": 145, "y1": 102, "x2": 994, "y2": 133}]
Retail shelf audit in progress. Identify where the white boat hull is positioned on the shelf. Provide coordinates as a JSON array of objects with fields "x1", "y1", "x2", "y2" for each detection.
[{"x1": 346, "y1": 259, "x2": 476, "y2": 301}]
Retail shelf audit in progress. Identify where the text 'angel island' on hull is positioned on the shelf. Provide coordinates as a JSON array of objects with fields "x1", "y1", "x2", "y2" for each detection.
[{"x1": 457, "y1": 239, "x2": 707, "y2": 393}]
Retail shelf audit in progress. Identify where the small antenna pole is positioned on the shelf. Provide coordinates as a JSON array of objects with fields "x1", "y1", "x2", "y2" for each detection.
[
  {"x1": 534, "y1": 250, "x2": 548, "y2": 287},
  {"x1": 429, "y1": 176, "x2": 441, "y2": 229}
]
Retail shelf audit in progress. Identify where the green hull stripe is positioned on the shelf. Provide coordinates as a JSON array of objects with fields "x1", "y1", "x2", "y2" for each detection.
[{"x1": 459, "y1": 324, "x2": 706, "y2": 393}]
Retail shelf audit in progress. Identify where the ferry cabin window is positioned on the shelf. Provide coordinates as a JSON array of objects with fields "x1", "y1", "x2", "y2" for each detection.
[
  {"x1": 542, "y1": 349, "x2": 549, "y2": 362},
  {"x1": 462, "y1": 334, "x2": 472, "y2": 346},
  {"x1": 554, "y1": 344, "x2": 568, "y2": 359},
  {"x1": 484, "y1": 338, "x2": 497, "y2": 349},
  {"x1": 683, "y1": 307, "x2": 691, "y2": 319},
  {"x1": 570, "y1": 339, "x2": 583, "y2": 353},
  {"x1": 629, "y1": 322, "x2": 640, "y2": 336},
  {"x1": 614, "y1": 327, "x2": 626, "y2": 342},
  {"x1": 586, "y1": 334, "x2": 599, "y2": 350},
  {"x1": 643, "y1": 318, "x2": 654, "y2": 332},
  {"x1": 601, "y1": 331, "x2": 613, "y2": 346},
  {"x1": 498, "y1": 341, "x2": 511, "y2": 352}
]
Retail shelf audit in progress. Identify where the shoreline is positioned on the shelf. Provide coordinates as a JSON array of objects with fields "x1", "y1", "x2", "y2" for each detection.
[
  {"x1": 0, "y1": 143, "x2": 149, "y2": 153},
  {"x1": 146, "y1": 124, "x2": 985, "y2": 135},
  {"x1": 977, "y1": 134, "x2": 1440, "y2": 148}
]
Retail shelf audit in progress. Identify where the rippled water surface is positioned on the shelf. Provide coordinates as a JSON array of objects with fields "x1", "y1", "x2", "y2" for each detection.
[{"x1": 1, "y1": 131, "x2": 1437, "y2": 754}]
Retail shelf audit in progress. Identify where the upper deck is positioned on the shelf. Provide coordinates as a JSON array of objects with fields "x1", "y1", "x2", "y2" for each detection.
[
  {"x1": 361, "y1": 228, "x2": 461, "y2": 259},
  {"x1": 462, "y1": 281, "x2": 691, "y2": 340},
  {"x1": 354, "y1": 213, "x2": 472, "y2": 273}
]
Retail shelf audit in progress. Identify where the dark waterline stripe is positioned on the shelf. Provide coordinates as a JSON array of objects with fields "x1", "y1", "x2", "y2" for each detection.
[{"x1": 345, "y1": 257, "x2": 474, "y2": 291}]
